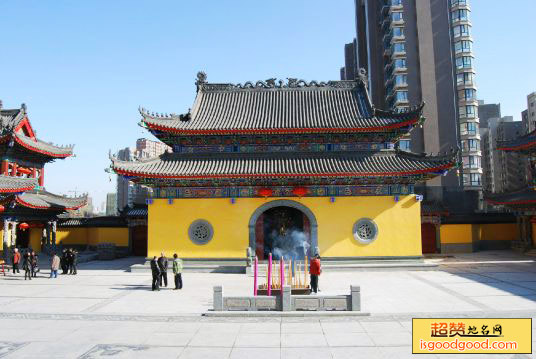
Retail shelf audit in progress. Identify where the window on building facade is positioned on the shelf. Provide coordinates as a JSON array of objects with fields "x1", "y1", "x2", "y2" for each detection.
[
  {"x1": 470, "y1": 173, "x2": 481, "y2": 186},
  {"x1": 394, "y1": 58, "x2": 406, "y2": 69},
  {"x1": 461, "y1": 122, "x2": 477, "y2": 135},
  {"x1": 452, "y1": 0, "x2": 467, "y2": 7},
  {"x1": 393, "y1": 42, "x2": 405, "y2": 53},
  {"x1": 464, "y1": 88, "x2": 475, "y2": 100},
  {"x1": 392, "y1": 27, "x2": 404, "y2": 37},
  {"x1": 453, "y1": 24, "x2": 470, "y2": 37},
  {"x1": 395, "y1": 91, "x2": 408, "y2": 102},
  {"x1": 399, "y1": 139, "x2": 410, "y2": 151},
  {"x1": 462, "y1": 156, "x2": 480, "y2": 169},
  {"x1": 456, "y1": 56, "x2": 473, "y2": 69},
  {"x1": 462, "y1": 139, "x2": 480, "y2": 151},
  {"x1": 455, "y1": 40, "x2": 472, "y2": 53},
  {"x1": 452, "y1": 9, "x2": 469, "y2": 22},
  {"x1": 391, "y1": 12, "x2": 403, "y2": 22},
  {"x1": 395, "y1": 74, "x2": 407, "y2": 86},
  {"x1": 466, "y1": 105, "x2": 477, "y2": 117},
  {"x1": 391, "y1": 0, "x2": 403, "y2": 6}
]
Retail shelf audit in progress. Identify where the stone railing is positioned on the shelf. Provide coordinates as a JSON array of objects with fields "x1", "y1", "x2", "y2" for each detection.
[{"x1": 213, "y1": 285, "x2": 361, "y2": 312}]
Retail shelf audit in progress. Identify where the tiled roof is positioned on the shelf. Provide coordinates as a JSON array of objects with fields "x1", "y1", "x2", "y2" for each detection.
[
  {"x1": 15, "y1": 189, "x2": 87, "y2": 210},
  {"x1": 111, "y1": 150, "x2": 457, "y2": 180},
  {"x1": 0, "y1": 108, "x2": 24, "y2": 130},
  {"x1": 125, "y1": 207, "x2": 148, "y2": 217},
  {"x1": 58, "y1": 216, "x2": 127, "y2": 228},
  {"x1": 485, "y1": 188, "x2": 536, "y2": 208},
  {"x1": 496, "y1": 130, "x2": 536, "y2": 153},
  {"x1": 0, "y1": 175, "x2": 37, "y2": 193},
  {"x1": 13, "y1": 132, "x2": 73, "y2": 158},
  {"x1": 140, "y1": 74, "x2": 424, "y2": 135}
]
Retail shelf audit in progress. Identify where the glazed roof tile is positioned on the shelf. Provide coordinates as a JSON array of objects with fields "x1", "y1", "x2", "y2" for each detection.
[
  {"x1": 140, "y1": 73, "x2": 424, "y2": 135},
  {"x1": 496, "y1": 130, "x2": 536, "y2": 153},
  {"x1": 0, "y1": 104, "x2": 74, "y2": 158},
  {"x1": 111, "y1": 150, "x2": 457, "y2": 179},
  {"x1": 16, "y1": 189, "x2": 87, "y2": 210},
  {"x1": 0, "y1": 175, "x2": 37, "y2": 193},
  {"x1": 485, "y1": 188, "x2": 536, "y2": 207}
]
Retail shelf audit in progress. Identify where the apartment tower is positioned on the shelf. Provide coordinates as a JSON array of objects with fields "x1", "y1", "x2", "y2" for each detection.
[{"x1": 342, "y1": 0, "x2": 482, "y2": 190}]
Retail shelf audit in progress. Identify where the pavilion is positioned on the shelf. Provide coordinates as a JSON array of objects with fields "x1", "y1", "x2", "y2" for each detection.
[
  {"x1": 0, "y1": 102, "x2": 86, "y2": 259},
  {"x1": 110, "y1": 72, "x2": 458, "y2": 259}
]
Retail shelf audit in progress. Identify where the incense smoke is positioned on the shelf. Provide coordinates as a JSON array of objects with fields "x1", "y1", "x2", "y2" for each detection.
[{"x1": 270, "y1": 229, "x2": 310, "y2": 260}]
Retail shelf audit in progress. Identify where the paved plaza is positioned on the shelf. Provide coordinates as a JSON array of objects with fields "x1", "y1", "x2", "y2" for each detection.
[{"x1": 0, "y1": 251, "x2": 535, "y2": 358}]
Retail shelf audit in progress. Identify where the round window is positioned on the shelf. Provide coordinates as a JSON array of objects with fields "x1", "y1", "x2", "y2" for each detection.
[
  {"x1": 353, "y1": 218, "x2": 378, "y2": 244},
  {"x1": 188, "y1": 219, "x2": 213, "y2": 245}
]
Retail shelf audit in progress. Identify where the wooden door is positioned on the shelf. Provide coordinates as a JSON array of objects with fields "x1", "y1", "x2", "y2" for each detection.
[
  {"x1": 421, "y1": 223, "x2": 437, "y2": 254},
  {"x1": 132, "y1": 225, "x2": 148, "y2": 257}
]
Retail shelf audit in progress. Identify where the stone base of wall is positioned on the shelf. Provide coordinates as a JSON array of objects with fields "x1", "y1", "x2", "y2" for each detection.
[
  {"x1": 441, "y1": 243, "x2": 475, "y2": 254},
  {"x1": 213, "y1": 285, "x2": 361, "y2": 312},
  {"x1": 478, "y1": 240, "x2": 512, "y2": 251}
]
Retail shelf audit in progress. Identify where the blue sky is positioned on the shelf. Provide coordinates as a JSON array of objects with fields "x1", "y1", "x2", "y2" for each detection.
[{"x1": 1, "y1": 0, "x2": 534, "y2": 209}]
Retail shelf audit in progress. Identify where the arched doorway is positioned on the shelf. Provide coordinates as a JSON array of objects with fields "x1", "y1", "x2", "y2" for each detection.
[{"x1": 249, "y1": 200, "x2": 318, "y2": 260}]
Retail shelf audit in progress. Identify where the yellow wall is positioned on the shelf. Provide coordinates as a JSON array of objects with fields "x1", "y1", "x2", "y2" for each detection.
[
  {"x1": 440, "y1": 224, "x2": 475, "y2": 244},
  {"x1": 440, "y1": 223, "x2": 517, "y2": 245},
  {"x1": 56, "y1": 227, "x2": 128, "y2": 247},
  {"x1": 148, "y1": 195, "x2": 422, "y2": 258},
  {"x1": 29, "y1": 228, "x2": 41, "y2": 251},
  {"x1": 480, "y1": 223, "x2": 517, "y2": 241}
]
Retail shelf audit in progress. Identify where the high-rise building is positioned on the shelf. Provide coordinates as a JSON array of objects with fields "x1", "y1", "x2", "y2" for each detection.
[
  {"x1": 478, "y1": 100, "x2": 500, "y2": 129},
  {"x1": 343, "y1": 0, "x2": 481, "y2": 189},
  {"x1": 340, "y1": 40, "x2": 358, "y2": 81},
  {"x1": 481, "y1": 116, "x2": 526, "y2": 194},
  {"x1": 523, "y1": 92, "x2": 536, "y2": 133},
  {"x1": 106, "y1": 193, "x2": 118, "y2": 216},
  {"x1": 116, "y1": 138, "x2": 170, "y2": 211},
  {"x1": 136, "y1": 138, "x2": 171, "y2": 158}
]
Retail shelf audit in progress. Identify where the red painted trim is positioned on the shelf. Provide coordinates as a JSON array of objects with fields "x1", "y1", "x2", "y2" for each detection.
[
  {"x1": 497, "y1": 140, "x2": 536, "y2": 152},
  {"x1": 144, "y1": 118, "x2": 419, "y2": 135},
  {"x1": 113, "y1": 162, "x2": 454, "y2": 180},
  {"x1": 15, "y1": 195, "x2": 86, "y2": 210},
  {"x1": 485, "y1": 199, "x2": 536, "y2": 205},
  {"x1": 14, "y1": 118, "x2": 36, "y2": 139}
]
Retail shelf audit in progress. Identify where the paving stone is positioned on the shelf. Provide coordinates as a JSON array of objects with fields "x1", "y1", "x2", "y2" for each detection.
[
  {"x1": 188, "y1": 332, "x2": 238, "y2": 347},
  {"x1": 330, "y1": 346, "x2": 383, "y2": 359},
  {"x1": 234, "y1": 333, "x2": 280, "y2": 347},
  {"x1": 324, "y1": 332, "x2": 374, "y2": 346},
  {"x1": 179, "y1": 347, "x2": 231, "y2": 359},
  {"x1": 230, "y1": 347, "x2": 280, "y2": 359},
  {"x1": 281, "y1": 347, "x2": 332, "y2": 359},
  {"x1": 281, "y1": 333, "x2": 327, "y2": 347}
]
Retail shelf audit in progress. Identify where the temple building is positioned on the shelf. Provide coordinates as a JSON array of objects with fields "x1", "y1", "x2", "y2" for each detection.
[
  {"x1": 0, "y1": 102, "x2": 86, "y2": 259},
  {"x1": 110, "y1": 72, "x2": 458, "y2": 259},
  {"x1": 486, "y1": 130, "x2": 536, "y2": 251}
]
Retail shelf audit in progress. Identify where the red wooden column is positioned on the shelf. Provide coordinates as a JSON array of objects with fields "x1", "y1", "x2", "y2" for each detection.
[
  {"x1": 255, "y1": 214, "x2": 264, "y2": 260},
  {"x1": 38, "y1": 168, "x2": 44, "y2": 186},
  {"x1": 31, "y1": 168, "x2": 37, "y2": 178},
  {"x1": 1, "y1": 160, "x2": 8, "y2": 175},
  {"x1": 11, "y1": 163, "x2": 17, "y2": 177}
]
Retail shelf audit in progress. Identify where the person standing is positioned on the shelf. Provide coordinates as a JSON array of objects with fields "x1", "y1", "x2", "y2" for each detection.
[
  {"x1": 150, "y1": 256, "x2": 160, "y2": 291},
  {"x1": 172, "y1": 253, "x2": 183, "y2": 290},
  {"x1": 69, "y1": 250, "x2": 77, "y2": 275},
  {"x1": 157, "y1": 252, "x2": 168, "y2": 287},
  {"x1": 309, "y1": 255, "x2": 322, "y2": 294},
  {"x1": 12, "y1": 248, "x2": 21, "y2": 274},
  {"x1": 22, "y1": 251, "x2": 32, "y2": 280},
  {"x1": 60, "y1": 249, "x2": 68, "y2": 274},
  {"x1": 30, "y1": 251, "x2": 39, "y2": 278},
  {"x1": 50, "y1": 252, "x2": 60, "y2": 278}
]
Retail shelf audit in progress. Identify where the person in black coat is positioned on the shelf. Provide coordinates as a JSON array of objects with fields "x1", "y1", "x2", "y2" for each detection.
[
  {"x1": 150, "y1": 256, "x2": 160, "y2": 291},
  {"x1": 69, "y1": 250, "x2": 77, "y2": 275},
  {"x1": 157, "y1": 252, "x2": 168, "y2": 287},
  {"x1": 22, "y1": 252, "x2": 32, "y2": 280},
  {"x1": 61, "y1": 249, "x2": 69, "y2": 274}
]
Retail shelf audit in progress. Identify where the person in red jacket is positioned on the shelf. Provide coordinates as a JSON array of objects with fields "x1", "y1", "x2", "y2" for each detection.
[
  {"x1": 309, "y1": 255, "x2": 321, "y2": 294},
  {"x1": 12, "y1": 248, "x2": 21, "y2": 274}
]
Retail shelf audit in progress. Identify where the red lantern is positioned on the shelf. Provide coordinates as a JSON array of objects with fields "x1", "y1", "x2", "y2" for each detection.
[
  {"x1": 0, "y1": 205, "x2": 4, "y2": 213},
  {"x1": 292, "y1": 187, "x2": 308, "y2": 197},
  {"x1": 258, "y1": 188, "x2": 273, "y2": 198},
  {"x1": 19, "y1": 222, "x2": 29, "y2": 230}
]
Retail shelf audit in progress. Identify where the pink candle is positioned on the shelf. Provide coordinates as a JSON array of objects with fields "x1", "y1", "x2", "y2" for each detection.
[
  {"x1": 254, "y1": 256, "x2": 258, "y2": 296},
  {"x1": 267, "y1": 253, "x2": 272, "y2": 296},
  {"x1": 280, "y1": 257, "x2": 285, "y2": 294}
]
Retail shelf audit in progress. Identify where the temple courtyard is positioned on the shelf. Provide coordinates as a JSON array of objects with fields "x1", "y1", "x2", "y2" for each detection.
[{"x1": 0, "y1": 251, "x2": 535, "y2": 358}]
